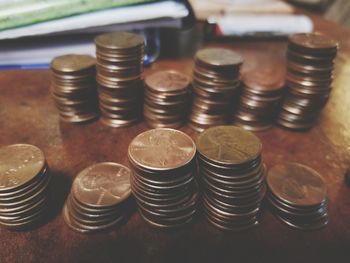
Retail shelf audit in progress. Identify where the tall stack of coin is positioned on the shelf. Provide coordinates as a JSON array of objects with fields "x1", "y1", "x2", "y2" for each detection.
[
  {"x1": 128, "y1": 128, "x2": 198, "y2": 228},
  {"x1": 234, "y1": 64, "x2": 285, "y2": 131},
  {"x1": 189, "y1": 48, "x2": 242, "y2": 132},
  {"x1": 196, "y1": 126, "x2": 266, "y2": 231},
  {"x1": 267, "y1": 163, "x2": 328, "y2": 230},
  {"x1": 144, "y1": 70, "x2": 191, "y2": 128},
  {"x1": 0, "y1": 144, "x2": 51, "y2": 230},
  {"x1": 51, "y1": 54, "x2": 99, "y2": 123},
  {"x1": 95, "y1": 32, "x2": 144, "y2": 127},
  {"x1": 63, "y1": 162, "x2": 131, "y2": 234},
  {"x1": 277, "y1": 33, "x2": 338, "y2": 130}
]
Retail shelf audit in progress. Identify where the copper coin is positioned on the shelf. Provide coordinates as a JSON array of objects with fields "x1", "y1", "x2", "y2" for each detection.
[
  {"x1": 72, "y1": 162, "x2": 131, "y2": 208},
  {"x1": 0, "y1": 144, "x2": 46, "y2": 192},
  {"x1": 195, "y1": 48, "x2": 243, "y2": 68},
  {"x1": 196, "y1": 126, "x2": 262, "y2": 166},
  {"x1": 145, "y1": 70, "x2": 190, "y2": 93},
  {"x1": 95, "y1": 32, "x2": 144, "y2": 50},
  {"x1": 128, "y1": 128, "x2": 196, "y2": 171},
  {"x1": 267, "y1": 163, "x2": 327, "y2": 207},
  {"x1": 288, "y1": 33, "x2": 338, "y2": 53},
  {"x1": 51, "y1": 54, "x2": 95, "y2": 73}
]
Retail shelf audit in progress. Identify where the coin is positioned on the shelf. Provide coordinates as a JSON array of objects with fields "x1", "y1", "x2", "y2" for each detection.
[
  {"x1": 278, "y1": 33, "x2": 337, "y2": 130},
  {"x1": 0, "y1": 144, "x2": 51, "y2": 230},
  {"x1": 195, "y1": 48, "x2": 243, "y2": 68},
  {"x1": 128, "y1": 128, "x2": 198, "y2": 228},
  {"x1": 51, "y1": 54, "x2": 96, "y2": 73},
  {"x1": 189, "y1": 48, "x2": 243, "y2": 131},
  {"x1": 143, "y1": 70, "x2": 190, "y2": 129},
  {"x1": 195, "y1": 126, "x2": 265, "y2": 230},
  {"x1": 267, "y1": 162, "x2": 328, "y2": 230},
  {"x1": 128, "y1": 128, "x2": 196, "y2": 171},
  {"x1": 196, "y1": 126, "x2": 262, "y2": 166},
  {"x1": 95, "y1": 32, "x2": 144, "y2": 127},
  {"x1": 51, "y1": 54, "x2": 99, "y2": 123},
  {"x1": 63, "y1": 162, "x2": 131, "y2": 234}
]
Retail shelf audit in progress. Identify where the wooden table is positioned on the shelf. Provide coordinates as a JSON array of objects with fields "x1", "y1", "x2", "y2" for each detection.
[{"x1": 1, "y1": 13, "x2": 350, "y2": 263}]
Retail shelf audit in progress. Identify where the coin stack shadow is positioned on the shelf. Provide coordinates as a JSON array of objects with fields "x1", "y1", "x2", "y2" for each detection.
[
  {"x1": 128, "y1": 128, "x2": 198, "y2": 229},
  {"x1": 50, "y1": 54, "x2": 99, "y2": 123},
  {"x1": 63, "y1": 162, "x2": 131, "y2": 234},
  {"x1": 0, "y1": 144, "x2": 51, "y2": 230},
  {"x1": 144, "y1": 70, "x2": 191, "y2": 128},
  {"x1": 95, "y1": 32, "x2": 144, "y2": 127},
  {"x1": 277, "y1": 33, "x2": 338, "y2": 130},
  {"x1": 267, "y1": 163, "x2": 328, "y2": 230},
  {"x1": 196, "y1": 126, "x2": 266, "y2": 231},
  {"x1": 189, "y1": 48, "x2": 242, "y2": 132},
  {"x1": 234, "y1": 65, "x2": 285, "y2": 131}
]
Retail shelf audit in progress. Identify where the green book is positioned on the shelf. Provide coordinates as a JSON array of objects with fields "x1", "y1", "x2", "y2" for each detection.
[{"x1": 0, "y1": 0, "x2": 155, "y2": 31}]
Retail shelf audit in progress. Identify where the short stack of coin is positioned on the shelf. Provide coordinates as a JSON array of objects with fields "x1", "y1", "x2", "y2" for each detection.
[
  {"x1": 0, "y1": 144, "x2": 51, "y2": 230},
  {"x1": 95, "y1": 32, "x2": 144, "y2": 127},
  {"x1": 144, "y1": 70, "x2": 191, "y2": 128},
  {"x1": 63, "y1": 162, "x2": 131, "y2": 234},
  {"x1": 277, "y1": 33, "x2": 338, "y2": 130},
  {"x1": 234, "y1": 64, "x2": 285, "y2": 131},
  {"x1": 267, "y1": 162, "x2": 328, "y2": 230},
  {"x1": 196, "y1": 126, "x2": 266, "y2": 231},
  {"x1": 51, "y1": 54, "x2": 99, "y2": 123},
  {"x1": 189, "y1": 48, "x2": 242, "y2": 132},
  {"x1": 128, "y1": 128, "x2": 198, "y2": 229}
]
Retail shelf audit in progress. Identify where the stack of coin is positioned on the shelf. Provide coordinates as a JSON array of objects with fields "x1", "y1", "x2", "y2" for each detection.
[
  {"x1": 144, "y1": 70, "x2": 191, "y2": 128},
  {"x1": 234, "y1": 63, "x2": 285, "y2": 131},
  {"x1": 267, "y1": 163, "x2": 328, "y2": 230},
  {"x1": 95, "y1": 32, "x2": 144, "y2": 127},
  {"x1": 0, "y1": 144, "x2": 51, "y2": 230},
  {"x1": 51, "y1": 54, "x2": 99, "y2": 123},
  {"x1": 196, "y1": 126, "x2": 266, "y2": 231},
  {"x1": 277, "y1": 33, "x2": 338, "y2": 130},
  {"x1": 128, "y1": 128, "x2": 198, "y2": 229},
  {"x1": 63, "y1": 162, "x2": 131, "y2": 234},
  {"x1": 189, "y1": 48, "x2": 242, "y2": 132}
]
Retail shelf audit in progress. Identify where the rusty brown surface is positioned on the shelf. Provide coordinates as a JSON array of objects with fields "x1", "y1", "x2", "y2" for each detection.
[{"x1": 0, "y1": 14, "x2": 350, "y2": 263}]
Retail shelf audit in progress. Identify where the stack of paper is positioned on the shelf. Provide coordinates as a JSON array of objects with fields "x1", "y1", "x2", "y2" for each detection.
[{"x1": 0, "y1": 0, "x2": 191, "y2": 68}]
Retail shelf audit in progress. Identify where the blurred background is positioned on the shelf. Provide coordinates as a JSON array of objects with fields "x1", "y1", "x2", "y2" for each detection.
[{"x1": 0, "y1": 0, "x2": 348, "y2": 69}]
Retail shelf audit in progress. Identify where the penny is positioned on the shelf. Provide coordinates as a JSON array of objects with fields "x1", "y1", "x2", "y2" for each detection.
[
  {"x1": 196, "y1": 126, "x2": 262, "y2": 166},
  {"x1": 278, "y1": 33, "x2": 337, "y2": 130},
  {"x1": 95, "y1": 32, "x2": 144, "y2": 50},
  {"x1": 195, "y1": 48, "x2": 243, "y2": 68},
  {"x1": 95, "y1": 32, "x2": 144, "y2": 127},
  {"x1": 267, "y1": 163, "x2": 327, "y2": 207},
  {"x1": 0, "y1": 144, "x2": 51, "y2": 230},
  {"x1": 51, "y1": 54, "x2": 96, "y2": 73},
  {"x1": 128, "y1": 128, "x2": 196, "y2": 171},
  {"x1": 289, "y1": 33, "x2": 338, "y2": 53},
  {"x1": 0, "y1": 144, "x2": 45, "y2": 192},
  {"x1": 72, "y1": 162, "x2": 131, "y2": 208}
]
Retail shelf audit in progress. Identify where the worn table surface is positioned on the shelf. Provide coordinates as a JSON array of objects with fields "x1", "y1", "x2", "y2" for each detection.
[{"x1": 1, "y1": 13, "x2": 350, "y2": 263}]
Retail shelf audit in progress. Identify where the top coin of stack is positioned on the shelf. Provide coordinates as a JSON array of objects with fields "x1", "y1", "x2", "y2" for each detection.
[
  {"x1": 189, "y1": 48, "x2": 243, "y2": 132},
  {"x1": 144, "y1": 70, "x2": 191, "y2": 128},
  {"x1": 63, "y1": 162, "x2": 131, "y2": 234},
  {"x1": 196, "y1": 126, "x2": 266, "y2": 231},
  {"x1": 234, "y1": 58, "x2": 285, "y2": 131},
  {"x1": 95, "y1": 32, "x2": 144, "y2": 127},
  {"x1": 267, "y1": 162, "x2": 328, "y2": 230},
  {"x1": 0, "y1": 144, "x2": 51, "y2": 230},
  {"x1": 277, "y1": 33, "x2": 338, "y2": 130},
  {"x1": 51, "y1": 54, "x2": 99, "y2": 123},
  {"x1": 128, "y1": 128, "x2": 198, "y2": 229}
]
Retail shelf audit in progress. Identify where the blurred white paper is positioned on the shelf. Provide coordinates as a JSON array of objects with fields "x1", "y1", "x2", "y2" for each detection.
[{"x1": 209, "y1": 14, "x2": 313, "y2": 36}]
